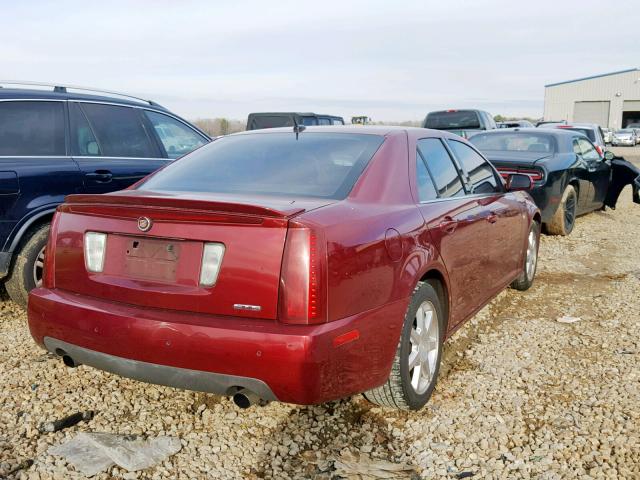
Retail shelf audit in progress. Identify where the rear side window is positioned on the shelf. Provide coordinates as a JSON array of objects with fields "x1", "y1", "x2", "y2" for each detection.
[
  {"x1": 301, "y1": 117, "x2": 318, "y2": 126},
  {"x1": 141, "y1": 133, "x2": 384, "y2": 199},
  {"x1": 317, "y1": 118, "x2": 331, "y2": 126},
  {"x1": 576, "y1": 137, "x2": 600, "y2": 161},
  {"x1": 560, "y1": 127, "x2": 596, "y2": 142},
  {"x1": 415, "y1": 152, "x2": 438, "y2": 201},
  {"x1": 249, "y1": 116, "x2": 293, "y2": 129},
  {"x1": 80, "y1": 103, "x2": 158, "y2": 158},
  {"x1": 425, "y1": 111, "x2": 480, "y2": 130},
  {"x1": 332, "y1": 118, "x2": 344, "y2": 125},
  {"x1": 0, "y1": 101, "x2": 65, "y2": 156},
  {"x1": 144, "y1": 111, "x2": 207, "y2": 159},
  {"x1": 448, "y1": 140, "x2": 501, "y2": 194},
  {"x1": 417, "y1": 138, "x2": 465, "y2": 198}
]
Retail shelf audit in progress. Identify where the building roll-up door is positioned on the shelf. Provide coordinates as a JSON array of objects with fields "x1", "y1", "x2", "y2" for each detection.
[{"x1": 573, "y1": 101, "x2": 610, "y2": 126}]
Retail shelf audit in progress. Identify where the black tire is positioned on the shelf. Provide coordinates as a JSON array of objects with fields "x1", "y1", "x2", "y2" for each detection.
[
  {"x1": 5, "y1": 224, "x2": 50, "y2": 308},
  {"x1": 545, "y1": 185, "x2": 577, "y2": 236},
  {"x1": 363, "y1": 281, "x2": 445, "y2": 410},
  {"x1": 510, "y1": 221, "x2": 540, "y2": 291}
]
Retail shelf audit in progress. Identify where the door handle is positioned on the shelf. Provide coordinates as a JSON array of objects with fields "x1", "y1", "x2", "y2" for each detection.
[
  {"x1": 86, "y1": 170, "x2": 113, "y2": 183},
  {"x1": 486, "y1": 212, "x2": 498, "y2": 224},
  {"x1": 440, "y1": 215, "x2": 458, "y2": 234}
]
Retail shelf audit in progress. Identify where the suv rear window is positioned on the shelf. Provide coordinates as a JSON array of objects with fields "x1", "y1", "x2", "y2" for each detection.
[
  {"x1": 425, "y1": 111, "x2": 481, "y2": 130},
  {"x1": 470, "y1": 133, "x2": 556, "y2": 153},
  {"x1": 140, "y1": 133, "x2": 383, "y2": 199},
  {"x1": 0, "y1": 101, "x2": 65, "y2": 156}
]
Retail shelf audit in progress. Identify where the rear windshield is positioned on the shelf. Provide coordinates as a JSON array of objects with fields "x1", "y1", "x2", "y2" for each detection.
[
  {"x1": 249, "y1": 116, "x2": 294, "y2": 129},
  {"x1": 470, "y1": 133, "x2": 556, "y2": 153},
  {"x1": 425, "y1": 111, "x2": 480, "y2": 130},
  {"x1": 559, "y1": 127, "x2": 595, "y2": 142},
  {"x1": 140, "y1": 133, "x2": 384, "y2": 199}
]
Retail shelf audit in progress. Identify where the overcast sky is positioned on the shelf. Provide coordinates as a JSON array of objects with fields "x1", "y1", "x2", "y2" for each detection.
[{"x1": 2, "y1": 0, "x2": 638, "y2": 122}]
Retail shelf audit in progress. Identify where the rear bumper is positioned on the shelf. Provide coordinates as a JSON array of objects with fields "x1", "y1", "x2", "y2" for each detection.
[{"x1": 28, "y1": 288, "x2": 406, "y2": 404}]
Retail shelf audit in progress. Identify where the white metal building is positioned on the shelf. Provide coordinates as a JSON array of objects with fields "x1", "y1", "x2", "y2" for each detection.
[{"x1": 543, "y1": 68, "x2": 640, "y2": 129}]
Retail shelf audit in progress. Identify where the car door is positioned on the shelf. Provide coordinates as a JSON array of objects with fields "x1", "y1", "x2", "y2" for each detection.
[
  {"x1": 576, "y1": 137, "x2": 610, "y2": 210},
  {"x1": 414, "y1": 137, "x2": 490, "y2": 328},
  {"x1": 69, "y1": 102, "x2": 168, "y2": 193},
  {"x1": 571, "y1": 138, "x2": 597, "y2": 214},
  {"x1": 142, "y1": 110, "x2": 209, "y2": 159},
  {"x1": 0, "y1": 100, "x2": 82, "y2": 250},
  {"x1": 447, "y1": 139, "x2": 526, "y2": 290}
]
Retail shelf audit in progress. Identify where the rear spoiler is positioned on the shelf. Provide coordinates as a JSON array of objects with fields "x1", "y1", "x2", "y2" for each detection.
[{"x1": 63, "y1": 193, "x2": 306, "y2": 219}]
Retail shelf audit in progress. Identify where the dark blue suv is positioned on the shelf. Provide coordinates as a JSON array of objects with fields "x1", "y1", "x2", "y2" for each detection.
[{"x1": 0, "y1": 83, "x2": 210, "y2": 306}]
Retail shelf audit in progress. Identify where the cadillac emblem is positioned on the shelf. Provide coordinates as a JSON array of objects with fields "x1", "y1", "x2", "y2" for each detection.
[{"x1": 137, "y1": 216, "x2": 152, "y2": 232}]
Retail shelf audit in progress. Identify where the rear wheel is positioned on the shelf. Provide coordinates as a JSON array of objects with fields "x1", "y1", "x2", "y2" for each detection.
[
  {"x1": 5, "y1": 224, "x2": 50, "y2": 308},
  {"x1": 546, "y1": 185, "x2": 577, "y2": 236},
  {"x1": 363, "y1": 281, "x2": 445, "y2": 410},
  {"x1": 510, "y1": 222, "x2": 540, "y2": 291}
]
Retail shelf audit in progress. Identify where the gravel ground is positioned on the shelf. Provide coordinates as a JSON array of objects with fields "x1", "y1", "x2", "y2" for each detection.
[{"x1": 1, "y1": 188, "x2": 639, "y2": 480}]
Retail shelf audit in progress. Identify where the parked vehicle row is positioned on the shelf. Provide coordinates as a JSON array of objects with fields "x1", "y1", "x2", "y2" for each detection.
[
  {"x1": 611, "y1": 128, "x2": 638, "y2": 146},
  {"x1": 3, "y1": 83, "x2": 637, "y2": 413}
]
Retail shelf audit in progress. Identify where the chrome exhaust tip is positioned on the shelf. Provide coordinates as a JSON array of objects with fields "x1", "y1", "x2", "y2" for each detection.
[{"x1": 232, "y1": 388, "x2": 260, "y2": 409}]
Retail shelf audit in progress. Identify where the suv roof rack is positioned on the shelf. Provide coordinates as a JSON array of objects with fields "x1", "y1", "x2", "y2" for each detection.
[{"x1": 0, "y1": 80, "x2": 163, "y2": 107}]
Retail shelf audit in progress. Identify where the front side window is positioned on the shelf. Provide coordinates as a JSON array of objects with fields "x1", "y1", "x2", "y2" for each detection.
[
  {"x1": 69, "y1": 103, "x2": 100, "y2": 156},
  {"x1": 417, "y1": 138, "x2": 465, "y2": 198},
  {"x1": 140, "y1": 132, "x2": 384, "y2": 199},
  {"x1": 144, "y1": 111, "x2": 207, "y2": 159},
  {"x1": 80, "y1": 103, "x2": 157, "y2": 158},
  {"x1": 0, "y1": 101, "x2": 65, "y2": 156},
  {"x1": 448, "y1": 140, "x2": 500, "y2": 194}
]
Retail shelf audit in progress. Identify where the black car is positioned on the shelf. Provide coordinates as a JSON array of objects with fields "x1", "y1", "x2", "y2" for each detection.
[
  {"x1": 0, "y1": 82, "x2": 210, "y2": 306},
  {"x1": 470, "y1": 128, "x2": 615, "y2": 235},
  {"x1": 246, "y1": 112, "x2": 344, "y2": 130}
]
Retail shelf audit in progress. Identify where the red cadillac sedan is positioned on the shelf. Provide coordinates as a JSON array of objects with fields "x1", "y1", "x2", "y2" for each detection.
[{"x1": 28, "y1": 126, "x2": 540, "y2": 411}]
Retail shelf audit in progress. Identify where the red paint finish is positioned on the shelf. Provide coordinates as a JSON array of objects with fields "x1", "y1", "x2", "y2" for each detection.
[{"x1": 28, "y1": 126, "x2": 539, "y2": 405}]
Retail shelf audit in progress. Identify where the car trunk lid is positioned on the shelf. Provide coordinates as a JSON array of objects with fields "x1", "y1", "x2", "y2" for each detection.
[{"x1": 52, "y1": 191, "x2": 334, "y2": 319}]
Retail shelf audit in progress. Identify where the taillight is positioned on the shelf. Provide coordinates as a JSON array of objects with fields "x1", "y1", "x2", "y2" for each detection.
[
  {"x1": 199, "y1": 243, "x2": 225, "y2": 286},
  {"x1": 595, "y1": 145, "x2": 603, "y2": 156},
  {"x1": 279, "y1": 220, "x2": 327, "y2": 325},
  {"x1": 497, "y1": 167, "x2": 544, "y2": 182},
  {"x1": 42, "y1": 212, "x2": 61, "y2": 289}
]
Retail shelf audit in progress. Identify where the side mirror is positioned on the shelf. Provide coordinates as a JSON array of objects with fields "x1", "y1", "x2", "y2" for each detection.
[
  {"x1": 604, "y1": 150, "x2": 614, "y2": 161},
  {"x1": 506, "y1": 173, "x2": 532, "y2": 191}
]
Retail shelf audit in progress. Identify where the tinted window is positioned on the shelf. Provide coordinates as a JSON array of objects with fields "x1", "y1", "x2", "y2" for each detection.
[
  {"x1": 145, "y1": 111, "x2": 207, "y2": 159},
  {"x1": 69, "y1": 103, "x2": 101, "y2": 156},
  {"x1": 80, "y1": 103, "x2": 157, "y2": 158},
  {"x1": 250, "y1": 116, "x2": 293, "y2": 129},
  {"x1": 301, "y1": 117, "x2": 318, "y2": 126},
  {"x1": 0, "y1": 101, "x2": 65, "y2": 156},
  {"x1": 416, "y1": 152, "x2": 438, "y2": 201},
  {"x1": 332, "y1": 118, "x2": 344, "y2": 125},
  {"x1": 576, "y1": 138, "x2": 600, "y2": 161},
  {"x1": 471, "y1": 132, "x2": 556, "y2": 153},
  {"x1": 141, "y1": 133, "x2": 384, "y2": 200},
  {"x1": 559, "y1": 127, "x2": 595, "y2": 142},
  {"x1": 417, "y1": 138, "x2": 465, "y2": 198},
  {"x1": 448, "y1": 140, "x2": 500, "y2": 194},
  {"x1": 425, "y1": 111, "x2": 480, "y2": 130},
  {"x1": 317, "y1": 118, "x2": 331, "y2": 126}
]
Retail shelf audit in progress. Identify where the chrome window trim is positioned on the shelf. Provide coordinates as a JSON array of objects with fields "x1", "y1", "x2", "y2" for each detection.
[
  {"x1": 419, "y1": 191, "x2": 508, "y2": 205},
  {"x1": 0, "y1": 155, "x2": 71, "y2": 159},
  {"x1": 0, "y1": 155, "x2": 167, "y2": 160}
]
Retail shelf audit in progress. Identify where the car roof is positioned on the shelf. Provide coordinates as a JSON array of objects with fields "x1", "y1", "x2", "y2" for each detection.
[
  {"x1": 233, "y1": 125, "x2": 463, "y2": 139},
  {"x1": 248, "y1": 112, "x2": 341, "y2": 118},
  {"x1": 0, "y1": 87, "x2": 169, "y2": 111},
  {"x1": 471, "y1": 127, "x2": 577, "y2": 138}
]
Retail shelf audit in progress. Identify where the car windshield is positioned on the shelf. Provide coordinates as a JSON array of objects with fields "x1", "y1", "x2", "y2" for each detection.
[
  {"x1": 425, "y1": 111, "x2": 481, "y2": 129},
  {"x1": 140, "y1": 132, "x2": 384, "y2": 199},
  {"x1": 616, "y1": 129, "x2": 633, "y2": 134},
  {"x1": 470, "y1": 133, "x2": 556, "y2": 153},
  {"x1": 558, "y1": 127, "x2": 596, "y2": 142}
]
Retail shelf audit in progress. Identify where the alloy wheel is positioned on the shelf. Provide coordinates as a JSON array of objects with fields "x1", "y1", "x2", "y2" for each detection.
[
  {"x1": 408, "y1": 301, "x2": 439, "y2": 395},
  {"x1": 33, "y1": 246, "x2": 45, "y2": 288},
  {"x1": 564, "y1": 193, "x2": 576, "y2": 232},
  {"x1": 525, "y1": 229, "x2": 538, "y2": 280}
]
